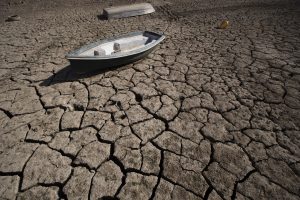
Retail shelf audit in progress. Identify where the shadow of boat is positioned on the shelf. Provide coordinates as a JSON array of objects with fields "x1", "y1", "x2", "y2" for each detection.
[
  {"x1": 39, "y1": 63, "x2": 130, "y2": 86},
  {"x1": 97, "y1": 14, "x2": 107, "y2": 21}
]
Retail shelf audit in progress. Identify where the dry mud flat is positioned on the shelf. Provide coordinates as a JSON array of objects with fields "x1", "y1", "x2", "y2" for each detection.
[{"x1": 0, "y1": 0, "x2": 300, "y2": 199}]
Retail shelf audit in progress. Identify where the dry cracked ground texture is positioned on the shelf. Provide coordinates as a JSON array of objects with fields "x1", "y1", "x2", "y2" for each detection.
[{"x1": 0, "y1": 0, "x2": 300, "y2": 199}]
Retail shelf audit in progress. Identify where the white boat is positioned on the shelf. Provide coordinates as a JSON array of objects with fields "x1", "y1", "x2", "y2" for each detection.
[
  {"x1": 66, "y1": 31, "x2": 165, "y2": 73},
  {"x1": 103, "y1": 3, "x2": 155, "y2": 19}
]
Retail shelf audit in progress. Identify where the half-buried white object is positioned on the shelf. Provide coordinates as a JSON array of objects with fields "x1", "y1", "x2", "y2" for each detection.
[{"x1": 103, "y1": 3, "x2": 155, "y2": 19}]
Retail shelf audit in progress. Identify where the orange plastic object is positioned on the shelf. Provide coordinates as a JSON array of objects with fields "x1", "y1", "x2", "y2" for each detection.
[{"x1": 219, "y1": 20, "x2": 229, "y2": 29}]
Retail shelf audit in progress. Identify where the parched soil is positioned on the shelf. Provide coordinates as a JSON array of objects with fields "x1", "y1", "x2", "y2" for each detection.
[{"x1": 0, "y1": 0, "x2": 300, "y2": 199}]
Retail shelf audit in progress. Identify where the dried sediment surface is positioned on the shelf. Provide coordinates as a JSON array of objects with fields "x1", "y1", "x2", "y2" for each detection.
[{"x1": 0, "y1": 0, "x2": 300, "y2": 199}]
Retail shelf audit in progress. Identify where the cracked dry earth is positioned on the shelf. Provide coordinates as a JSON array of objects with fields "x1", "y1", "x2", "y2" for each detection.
[{"x1": 0, "y1": 0, "x2": 300, "y2": 199}]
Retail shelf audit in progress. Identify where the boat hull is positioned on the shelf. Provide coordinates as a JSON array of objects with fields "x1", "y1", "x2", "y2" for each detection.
[
  {"x1": 103, "y1": 3, "x2": 155, "y2": 19},
  {"x1": 69, "y1": 46, "x2": 155, "y2": 74},
  {"x1": 66, "y1": 31, "x2": 165, "y2": 74}
]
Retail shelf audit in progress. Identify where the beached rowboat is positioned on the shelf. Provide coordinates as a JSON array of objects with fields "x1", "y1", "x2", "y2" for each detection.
[
  {"x1": 66, "y1": 31, "x2": 165, "y2": 73},
  {"x1": 103, "y1": 3, "x2": 155, "y2": 19}
]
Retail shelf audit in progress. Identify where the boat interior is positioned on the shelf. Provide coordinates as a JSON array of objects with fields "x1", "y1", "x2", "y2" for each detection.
[{"x1": 79, "y1": 32, "x2": 160, "y2": 57}]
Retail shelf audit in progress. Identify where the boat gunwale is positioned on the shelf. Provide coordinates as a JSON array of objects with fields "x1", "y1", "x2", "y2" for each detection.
[{"x1": 66, "y1": 31, "x2": 165, "y2": 60}]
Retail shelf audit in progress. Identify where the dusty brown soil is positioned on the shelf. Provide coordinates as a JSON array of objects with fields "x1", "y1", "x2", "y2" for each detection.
[{"x1": 0, "y1": 0, "x2": 300, "y2": 199}]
